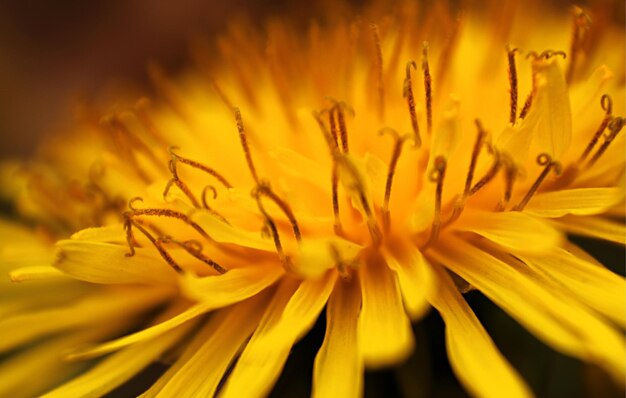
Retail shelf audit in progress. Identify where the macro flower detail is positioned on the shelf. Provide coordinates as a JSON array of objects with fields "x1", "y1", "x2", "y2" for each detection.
[{"x1": 0, "y1": 1, "x2": 624, "y2": 397}]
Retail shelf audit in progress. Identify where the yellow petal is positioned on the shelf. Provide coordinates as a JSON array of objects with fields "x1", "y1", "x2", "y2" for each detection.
[
  {"x1": 525, "y1": 187, "x2": 624, "y2": 218},
  {"x1": 551, "y1": 215, "x2": 626, "y2": 245},
  {"x1": 424, "y1": 262, "x2": 531, "y2": 398},
  {"x1": 220, "y1": 273, "x2": 336, "y2": 398},
  {"x1": 66, "y1": 301, "x2": 205, "y2": 361},
  {"x1": 430, "y1": 97, "x2": 461, "y2": 162},
  {"x1": 571, "y1": 65, "x2": 613, "y2": 118},
  {"x1": 358, "y1": 254, "x2": 414, "y2": 367},
  {"x1": 432, "y1": 237, "x2": 626, "y2": 382},
  {"x1": 383, "y1": 246, "x2": 431, "y2": 320},
  {"x1": 70, "y1": 225, "x2": 127, "y2": 243},
  {"x1": 528, "y1": 57, "x2": 572, "y2": 159},
  {"x1": 69, "y1": 265, "x2": 280, "y2": 361},
  {"x1": 0, "y1": 326, "x2": 117, "y2": 398},
  {"x1": 336, "y1": 153, "x2": 377, "y2": 229},
  {"x1": 9, "y1": 266, "x2": 65, "y2": 282},
  {"x1": 518, "y1": 248, "x2": 626, "y2": 326},
  {"x1": 291, "y1": 237, "x2": 362, "y2": 279},
  {"x1": 0, "y1": 287, "x2": 168, "y2": 353},
  {"x1": 54, "y1": 240, "x2": 179, "y2": 286},
  {"x1": 452, "y1": 210, "x2": 562, "y2": 253},
  {"x1": 153, "y1": 294, "x2": 269, "y2": 398},
  {"x1": 495, "y1": 121, "x2": 537, "y2": 164},
  {"x1": 43, "y1": 307, "x2": 194, "y2": 398},
  {"x1": 313, "y1": 278, "x2": 363, "y2": 398},
  {"x1": 191, "y1": 208, "x2": 274, "y2": 251},
  {"x1": 181, "y1": 263, "x2": 283, "y2": 302}
]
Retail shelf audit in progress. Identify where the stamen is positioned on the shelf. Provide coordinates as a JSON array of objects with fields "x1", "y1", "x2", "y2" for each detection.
[
  {"x1": 403, "y1": 61, "x2": 422, "y2": 146},
  {"x1": 469, "y1": 146, "x2": 502, "y2": 196},
  {"x1": 314, "y1": 111, "x2": 343, "y2": 234},
  {"x1": 168, "y1": 147, "x2": 232, "y2": 189},
  {"x1": 338, "y1": 156, "x2": 382, "y2": 245},
  {"x1": 518, "y1": 92, "x2": 533, "y2": 120},
  {"x1": 163, "y1": 159, "x2": 201, "y2": 208},
  {"x1": 159, "y1": 236, "x2": 226, "y2": 274},
  {"x1": 579, "y1": 94, "x2": 613, "y2": 163},
  {"x1": 108, "y1": 116, "x2": 162, "y2": 169},
  {"x1": 125, "y1": 197, "x2": 212, "y2": 241},
  {"x1": 497, "y1": 155, "x2": 518, "y2": 211},
  {"x1": 519, "y1": 50, "x2": 566, "y2": 120},
  {"x1": 328, "y1": 106, "x2": 339, "y2": 148},
  {"x1": 369, "y1": 23, "x2": 385, "y2": 120},
  {"x1": 446, "y1": 120, "x2": 486, "y2": 224},
  {"x1": 125, "y1": 218, "x2": 182, "y2": 272},
  {"x1": 423, "y1": 156, "x2": 447, "y2": 248},
  {"x1": 234, "y1": 107, "x2": 260, "y2": 184},
  {"x1": 566, "y1": 6, "x2": 591, "y2": 84},
  {"x1": 253, "y1": 193, "x2": 289, "y2": 267},
  {"x1": 201, "y1": 185, "x2": 230, "y2": 225},
  {"x1": 101, "y1": 117, "x2": 150, "y2": 184},
  {"x1": 313, "y1": 111, "x2": 340, "y2": 156},
  {"x1": 334, "y1": 101, "x2": 352, "y2": 153},
  {"x1": 422, "y1": 42, "x2": 433, "y2": 134},
  {"x1": 465, "y1": 120, "x2": 488, "y2": 197},
  {"x1": 331, "y1": 164, "x2": 342, "y2": 234},
  {"x1": 254, "y1": 181, "x2": 302, "y2": 242},
  {"x1": 379, "y1": 128, "x2": 411, "y2": 231},
  {"x1": 513, "y1": 153, "x2": 562, "y2": 211},
  {"x1": 506, "y1": 46, "x2": 519, "y2": 124},
  {"x1": 586, "y1": 116, "x2": 625, "y2": 168}
]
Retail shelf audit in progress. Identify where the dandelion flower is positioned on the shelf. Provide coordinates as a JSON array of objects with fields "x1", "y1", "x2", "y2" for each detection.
[{"x1": 1, "y1": 1, "x2": 625, "y2": 397}]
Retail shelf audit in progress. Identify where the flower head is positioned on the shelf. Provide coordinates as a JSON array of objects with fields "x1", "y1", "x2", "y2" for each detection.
[{"x1": 1, "y1": 1, "x2": 624, "y2": 397}]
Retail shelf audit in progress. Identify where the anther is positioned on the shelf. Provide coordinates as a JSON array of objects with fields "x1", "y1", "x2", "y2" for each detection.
[
  {"x1": 168, "y1": 147, "x2": 232, "y2": 189},
  {"x1": 403, "y1": 61, "x2": 422, "y2": 146},
  {"x1": 369, "y1": 23, "x2": 385, "y2": 120},
  {"x1": 496, "y1": 154, "x2": 518, "y2": 211},
  {"x1": 254, "y1": 181, "x2": 302, "y2": 242},
  {"x1": 201, "y1": 185, "x2": 230, "y2": 225},
  {"x1": 507, "y1": 46, "x2": 519, "y2": 124},
  {"x1": 314, "y1": 111, "x2": 343, "y2": 234},
  {"x1": 339, "y1": 158, "x2": 382, "y2": 246},
  {"x1": 331, "y1": 164, "x2": 341, "y2": 235},
  {"x1": 333, "y1": 100, "x2": 353, "y2": 153},
  {"x1": 422, "y1": 42, "x2": 433, "y2": 134},
  {"x1": 586, "y1": 116, "x2": 625, "y2": 168},
  {"x1": 234, "y1": 108, "x2": 260, "y2": 184},
  {"x1": 124, "y1": 197, "x2": 213, "y2": 241},
  {"x1": 469, "y1": 145, "x2": 502, "y2": 196},
  {"x1": 125, "y1": 219, "x2": 182, "y2": 272},
  {"x1": 526, "y1": 50, "x2": 567, "y2": 60},
  {"x1": 159, "y1": 236, "x2": 226, "y2": 274},
  {"x1": 163, "y1": 159, "x2": 201, "y2": 208},
  {"x1": 322, "y1": 100, "x2": 352, "y2": 154},
  {"x1": 253, "y1": 193, "x2": 289, "y2": 267},
  {"x1": 447, "y1": 120, "x2": 487, "y2": 224},
  {"x1": 513, "y1": 153, "x2": 562, "y2": 211},
  {"x1": 579, "y1": 94, "x2": 613, "y2": 163},
  {"x1": 519, "y1": 92, "x2": 533, "y2": 120},
  {"x1": 379, "y1": 128, "x2": 411, "y2": 231},
  {"x1": 423, "y1": 156, "x2": 447, "y2": 248}
]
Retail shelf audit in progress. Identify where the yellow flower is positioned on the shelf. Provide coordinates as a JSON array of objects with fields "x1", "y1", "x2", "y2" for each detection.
[{"x1": 1, "y1": 1, "x2": 624, "y2": 397}]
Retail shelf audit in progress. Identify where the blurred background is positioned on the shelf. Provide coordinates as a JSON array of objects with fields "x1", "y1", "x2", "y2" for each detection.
[
  {"x1": 0, "y1": 0, "x2": 329, "y2": 158},
  {"x1": 0, "y1": 1, "x2": 623, "y2": 397}
]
